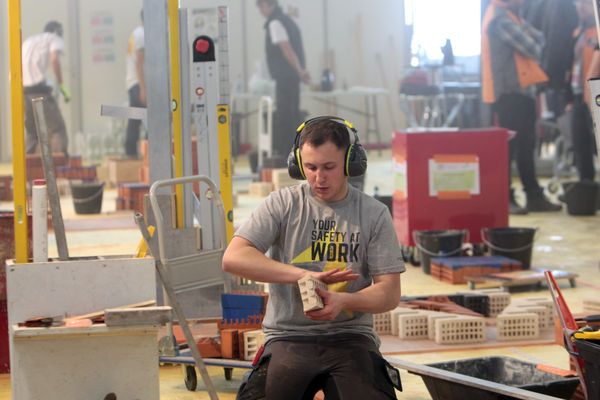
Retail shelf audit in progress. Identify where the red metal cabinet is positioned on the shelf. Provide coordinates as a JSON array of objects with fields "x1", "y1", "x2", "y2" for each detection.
[{"x1": 393, "y1": 128, "x2": 509, "y2": 246}]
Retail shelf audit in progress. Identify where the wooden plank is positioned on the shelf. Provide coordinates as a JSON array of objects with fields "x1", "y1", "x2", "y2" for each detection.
[
  {"x1": 64, "y1": 300, "x2": 156, "y2": 322},
  {"x1": 105, "y1": 306, "x2": 171, "y2": 327},
  {"x1": 466, "y1": 269, "x2": 578, "y2": 291},
  {"x1": 12, "y1": 324, "x2": 158, "y2": 339}
]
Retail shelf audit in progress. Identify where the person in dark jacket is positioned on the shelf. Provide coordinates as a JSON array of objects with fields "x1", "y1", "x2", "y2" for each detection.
[
  {"x1": 257, "y1": 0, "x2": 311, "y2": 159},
  {"x1": 482, "y1": 0, "x2": 562, "y2": 214}
]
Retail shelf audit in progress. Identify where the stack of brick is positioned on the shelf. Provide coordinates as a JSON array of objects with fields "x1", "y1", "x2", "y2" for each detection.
[
  {"x1": 218, "y1": 315, "x2": 264, "y2": 360},
  {"x1": 434, "y1": 315, "x2": 486, "y2": 344},
  {"x1": 242, "y1": 329, "x2": 266, "y2": 361},
  {"x1": 496, "y1": 313, "x2": 539, "y2": 341},
  {"x1": 26, "y1": 153, "x2": 67, "y2": 182},
  {"x1": 56, "y1": 165, "x2": 97, "y2": 180},
  {"x1": 427, "y1": 312, "x2": 457, "y2": 340},
  {"x1": 430, "y1": 256, "x2": 522, "y2": 284},
  {"x1": 397, "y1": 311, "x2": 430, "y2": 339},
  {"x1": 196, "y1": 337, "x2": 222, "y2": 358},
  {"x1": 107, "y1": 157, "x2": 143, "y2": 187},
  {"x1": 115, "y1": 183, "x2": 150, "y2": 213},
  {"x1": 219, "y1": 292, "x2": 267, "y2": 360},
  {"x1": 373, "y1": 312, "x2": 392, "y2": 335},
  {"x1": 495, "y1": 296, "x2": 554, "y2": 341},
  {"x1": 271, "y1": 168, "x2": 297, "y2": 191},
  {"x1": 501, "y1": 297, "x2": 553, "y2": 331},
  {"x1": 469, "y1": 289, "x2": 511, "y2": 317},
  {"x1": 0, "y1": 176, "x2": 12, "y2": 201},
  {"x1": 391, "y1": 307, "x2": 486, "y2": 344}
]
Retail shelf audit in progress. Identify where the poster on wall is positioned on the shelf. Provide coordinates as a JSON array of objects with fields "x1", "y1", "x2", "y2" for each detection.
[
  {"x1": 428, "y1": 154, "x2": 480, "y2": 198},
  {"x1": 90, "y1": 11, "x2": 115, "y2": 64}
]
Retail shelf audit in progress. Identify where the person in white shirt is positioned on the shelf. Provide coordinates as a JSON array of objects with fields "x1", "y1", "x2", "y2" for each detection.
[
  {"x1": 22, "y1": 21, "x2": 70, "y2": 156},
  {"x1": 124, "y1": 11, "x2": 145, "y2": 158},
  {"x1": 257, "y1": 0, "x2": 311, "y2": 161}
]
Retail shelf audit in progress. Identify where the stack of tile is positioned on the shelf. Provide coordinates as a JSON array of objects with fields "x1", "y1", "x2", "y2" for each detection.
[{"x1": 430, "y1": 256, "x2": 522, "y2": 284}]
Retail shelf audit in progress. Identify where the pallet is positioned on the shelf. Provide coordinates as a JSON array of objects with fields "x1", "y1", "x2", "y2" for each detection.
[{"x1": 465, "y1": 269, "x2": 577, "y2": 291}]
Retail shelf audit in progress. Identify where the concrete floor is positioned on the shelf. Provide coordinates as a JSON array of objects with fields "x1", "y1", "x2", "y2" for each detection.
[{"x1": 1, "y1": 149, "x2": 599, "y2": 399}]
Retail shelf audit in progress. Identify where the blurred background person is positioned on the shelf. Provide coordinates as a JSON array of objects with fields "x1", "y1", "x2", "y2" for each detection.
[
  {"x1": 566, "y1": 0, "x2": 599, "y2": 182},
  {"x1": 257, "y1": 0, "x2": 311, "y2": 162},
  {"x1": 481, "y1": 0, "x2": 561, "y2": 214},
  {"x1": 124, "y1": 11, "x2": 146, "y2": 159},
  {"x1": 22, "y1": 20, "x2": 70, "y2": 156}
]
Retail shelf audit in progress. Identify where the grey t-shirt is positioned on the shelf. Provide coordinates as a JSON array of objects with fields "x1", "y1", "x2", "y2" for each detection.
[{"x1": 235, "y1": 182, "x2": 405, "y2": 345}]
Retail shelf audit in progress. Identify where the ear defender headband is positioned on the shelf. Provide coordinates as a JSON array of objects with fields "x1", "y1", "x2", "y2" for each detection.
[{"x1": 287, "y1": 116, "x2": 368, "y2": 180}]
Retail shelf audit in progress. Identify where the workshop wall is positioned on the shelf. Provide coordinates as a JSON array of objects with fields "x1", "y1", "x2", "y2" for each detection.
[{"x1": 0, "y1": 0, "x2": 407, "y2": 162}]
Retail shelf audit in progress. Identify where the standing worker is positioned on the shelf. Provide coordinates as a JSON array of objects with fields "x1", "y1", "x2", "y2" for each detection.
[
  {"x1": 22, "y1": 20, "x2": 70, "y2": 156},
  {"x1": 566, "y1": 0, "x2": 600, "y2": 182},
  {"x1": 481, "y1": 0, "x2": 561, "y2": 214},
  {"x1": 223, "y1": 117, "x2": 404, "y2": 399},
  {"x1": 257, "y1": 0, "x2": 311, "y2": 161},
  {"x1": 124, "y1": 11, "x2": 146, "y2": 158}
]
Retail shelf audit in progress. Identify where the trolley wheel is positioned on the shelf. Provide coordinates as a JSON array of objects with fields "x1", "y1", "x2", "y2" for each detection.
[
  {"x1": 184, "y1": 365, "x2": 197, "y2": 391},
  {"x1": 409, "y1": 247, "x2": 421, "y2": 267},
  {"x1": 224, "y1": 367, "x2": 233, "y2": 381}
]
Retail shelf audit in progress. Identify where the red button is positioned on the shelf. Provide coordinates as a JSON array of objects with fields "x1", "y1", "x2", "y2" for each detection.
[{"x1": 195, "y1": 39, "x2": 210, "y2": 53}]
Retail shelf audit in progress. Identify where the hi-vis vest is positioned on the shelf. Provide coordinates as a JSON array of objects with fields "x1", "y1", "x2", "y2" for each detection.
[{"x1": 481, "y1": 0, "x2": 548, "y2": 104}]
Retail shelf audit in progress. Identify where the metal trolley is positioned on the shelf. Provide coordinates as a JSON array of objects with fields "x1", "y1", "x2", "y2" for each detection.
[{"x1": 136, "y1": 175, "x2": 251, "y2": 397}]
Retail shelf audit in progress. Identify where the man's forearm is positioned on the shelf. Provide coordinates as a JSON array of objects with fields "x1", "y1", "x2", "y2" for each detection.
[
  {"x1": 338, "y1": 275, "x2": 400, "y2": 314},
  {"x1": 223, "y1": 244, "x2": 306, "y2": 284}
]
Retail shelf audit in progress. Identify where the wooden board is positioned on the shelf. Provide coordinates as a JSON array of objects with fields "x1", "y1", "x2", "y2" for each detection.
[{"x1": 465, "y1": 269, "x2": 578, "y2": 291}]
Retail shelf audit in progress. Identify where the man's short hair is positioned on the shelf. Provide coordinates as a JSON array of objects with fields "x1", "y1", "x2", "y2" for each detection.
[
  {"x1": 44, "y1": 21, "x2": 63, "y2": 36},
  {"x1": 256, "y1": 0, "x2": 278, "y2": 7},
  {"x1": 299, "y1": 119, "x2": 350, "y2": 151}
]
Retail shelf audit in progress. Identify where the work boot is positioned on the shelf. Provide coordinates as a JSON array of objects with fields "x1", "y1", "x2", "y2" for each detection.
[
  {"x1": 526, "y1": 192, "x2": 562, "y2": 212},
  {"x1": 509, "y1": 189, "x2": 528, "y2": 215}
]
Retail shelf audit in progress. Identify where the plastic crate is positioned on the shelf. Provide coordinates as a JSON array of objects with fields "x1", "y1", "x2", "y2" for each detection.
[
  {"x1": 576, "y1": 339, "x2": 600, "y2": 400},
  {"x1": 420, "y1": 356, "x2": 579, "y2": 400}
]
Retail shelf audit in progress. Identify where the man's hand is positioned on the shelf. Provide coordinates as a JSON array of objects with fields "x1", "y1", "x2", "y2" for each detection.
[
  {"x1": 59, "y1": 84, "x2": 71, "y2": 103},
  {"x1": 309, "y1": 268, "x2": 358, "y2": 285},
  {"x1": 305, "y1": 287, "x2": 346, "y2": 321},
  {"x1": 299, "y1": 69, "x2": 312, "y2": 85}
]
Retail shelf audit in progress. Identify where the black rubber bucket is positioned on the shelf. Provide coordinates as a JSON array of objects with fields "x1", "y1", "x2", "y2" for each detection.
[
  {"x1": 414, "y1": 230, "x2": 465, "y2": 275},
  {"x1": 70, "y1": 181, "x2": 104, "y2": 214},
  {"x1": 562, "y1": 180, "x2": 598, "y2": 216},
  {"x1": 482, "y1": 227, "x2": 535, "y2": 269}
]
